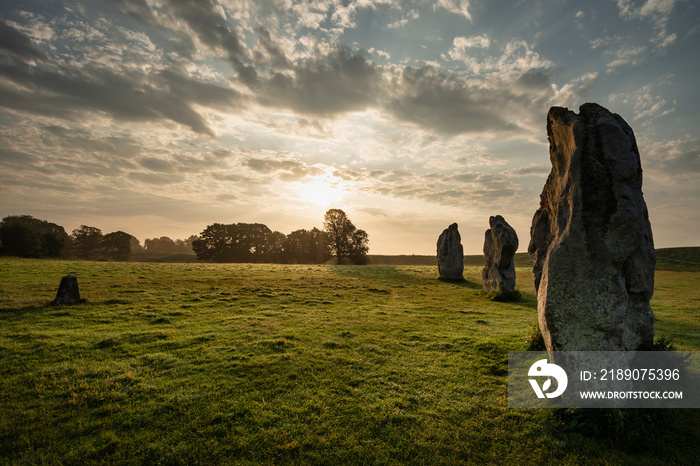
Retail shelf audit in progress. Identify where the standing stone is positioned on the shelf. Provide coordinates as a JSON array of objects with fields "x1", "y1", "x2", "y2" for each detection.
[
  {"x1": 528, "y1": 103, "x2": 656, "y2": 352},
  {"x1": 437, "y1": 223, "x2": 464, "y2": 280},
  {"x1": 482, "y1": 215, "x2": 519, "y2": 293},
  {"x1": 53, "y1": 275, "x2": 80, "y2": 305}
]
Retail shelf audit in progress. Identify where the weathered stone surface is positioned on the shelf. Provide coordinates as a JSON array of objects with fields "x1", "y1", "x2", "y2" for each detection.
[
  {"x1": 437, "y1": 223, "x2": 464, "y2": 280},
  {"x1": 528, "y1": 103, "x2": 656, "y2": 352},
  {"x1": 53, "y1": 275, "x2": 80, "y2": 305},
  {"x1": 482, "y1": 215, "x2": 519, "y2": 293}
]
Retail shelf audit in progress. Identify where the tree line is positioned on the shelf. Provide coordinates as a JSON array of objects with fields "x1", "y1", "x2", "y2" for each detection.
[
  {"x1": 0, "y1": 215, "x2": 194, "y2": 261},
  {"x1": 0, "y1": 209, "x2": 369, "y2": 264},
  {"x1": 192, "y1": 209, "x2": 368, "y2": 264}
]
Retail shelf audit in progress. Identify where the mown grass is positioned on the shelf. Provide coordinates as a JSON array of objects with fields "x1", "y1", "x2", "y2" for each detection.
[{"x1": 0, "y1": 258, "x2": 698, "y2": 464}]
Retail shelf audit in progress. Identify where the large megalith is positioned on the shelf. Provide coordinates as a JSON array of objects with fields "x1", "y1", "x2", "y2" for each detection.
[
  {"x1": 528, "y1": 103, "x2": 656, "y2": 352},
  {"x1": 53, "y1": 275, "x2": 81, "y2": 305},
  {"x1": 437, "y1": 223, "x2": 464, "y2": 280},
  {"x1": 482, "y1": 215, "x2": 519, "y2": 293}
]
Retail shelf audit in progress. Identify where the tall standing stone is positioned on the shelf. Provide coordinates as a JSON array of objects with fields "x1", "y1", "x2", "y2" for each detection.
[
  {"x1": 482, "y1": 215, "x2": 519, "y2": 293},
  {"x1": 53, "y1": 275, "x2": 81, "y2": 305},
  {"x1": 437, "y1": 223, "x2": 464, "y2": 280},
  {"x1": 528, "y1": 103, "x2": 656, "y2": 352}
]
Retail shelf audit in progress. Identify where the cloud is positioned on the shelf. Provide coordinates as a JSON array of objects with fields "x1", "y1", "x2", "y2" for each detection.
[
  {"x1": 385, "y1": 66, "x2": 521, "y2": 135},
  {"x1": 0, "y1": 18, "x2": 46, "y2": 60},
  {"x1": 617, "y1": 0, "x2": 678, "y2": 48},
  {"x1": 368, "y1": 47, "x2": 391, "y2": 60},
  {"x1": 0, "y1": 62, "x2": 242, "y2": 135},
  {"x1": 0, "y1": 13, "x2": 244, "y2": 138},
  {"x1": 446, "y1": 38, "x2": 555, "y2": 81},
  {"x1": 504, "y1": 164, "x2": 551, "y2": 177},
  {"x1": 253, "y1": 45, "x2": 383, "y2": 115},
  {"x1": 387, "y1": 10, "x2": 419, "y2": 29},
  {"x1": 140, "y1": 157, "x2": 174, "y2": 173},
  {"x1": 244, "y1": 157, "x2": 325, "y2": 181},
  {"x1": 435, "y1": 0, "x2": 472, "y2": 22},
  {"x1": 549, "y1": 72, "x2": 599, "y2": 108},
  {"x1": 165, "y1": 0, "x2": 251, "y2": 74},
  {"x1": 358, "y1": 167, "x2": 522, "y2": 208},
  {"x1": 357, "y1": 207, "x2": 389, "y2": 217},
  {"x1": 639, "y1": 135, "x2": 700, "y2": 177},
  {"x1": 0, "y1": 147, "x2": 39, "y2": 166},
  {"x1": 0, "y1": 4, "x2": 598, "y2": 143},
  {"x1": 606, "y1": 44, "x2": 648, "y2": 71},
  {"x1": 128, "y1": 172, "x2": 186, "y2": 185},
  {"x1": 452, "y1": 34, "x2": 491, "y2": 50},
  {"x1": 608, "y1": 76, "x2": 675, "y2": 124},
  {"x1": 107, "y1": 0, "x2": 159, "y2": 25}
]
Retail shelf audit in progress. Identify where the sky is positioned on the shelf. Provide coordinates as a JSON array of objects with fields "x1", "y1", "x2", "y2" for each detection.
[{"x1": 1, "y1": 0, "x2": 698, "y2": 255}]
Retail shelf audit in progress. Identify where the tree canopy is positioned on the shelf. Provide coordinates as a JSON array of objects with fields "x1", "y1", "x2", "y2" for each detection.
[
  {"x1": 1, "y1": 211, "x2": 369, "y2": 264},
  {"x1": 72, "y1": 225, "x2": 104, "y2": 260},
  {"x1": 0, "y1": 215, "x2": 71, "y2": 258},
  {"x1": 103, "y1": 231, "x2": 132, "y2": 261},
  {"x1": 281, "y1": 228, "x2": 330, "y2": 264},
  {"x1": 192, "y1": 223, "x2": 284, "y2": 263},
  {"x1": 191, "y1": 211, "x2": 368, "y2": 264},
  {"x1": 323, "y1": 209, "x2": 369, "y2": 264},
  {"x1": 144, "y1": 236, "x2": 197, "y2": 254}
]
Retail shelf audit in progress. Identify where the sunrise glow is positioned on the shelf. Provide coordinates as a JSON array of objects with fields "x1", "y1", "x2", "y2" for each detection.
[{"x1": 296, "y1": 178, "x2": 345, "y2": 206}]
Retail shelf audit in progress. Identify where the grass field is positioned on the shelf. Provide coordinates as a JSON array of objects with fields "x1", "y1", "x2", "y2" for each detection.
[{"x1": 1, "y1": 258, "x2": 699, "y2": 464}]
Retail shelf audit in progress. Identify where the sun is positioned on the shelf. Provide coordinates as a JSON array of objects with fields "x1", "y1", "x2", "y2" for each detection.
[{"x1": 296, "y1": 178, "x2": 345, "y2": 206}]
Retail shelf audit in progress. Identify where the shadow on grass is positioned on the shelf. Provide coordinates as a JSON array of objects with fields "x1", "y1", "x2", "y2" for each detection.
[
  {"x1": 549, "y1": 408, "x2": 700, "y2": 461},
  {"x1": 0, "y1": 305, "x2": 49, "y2": 317},
  {"x1": 330, "y1": 265, "x2": 420, "y2": 281},
  {"x1": 436, "y1": 277, "x2": 482, "y2": 289},
  {"x1": 0, "y1": 299, "x2": 89, "y2": 317}
]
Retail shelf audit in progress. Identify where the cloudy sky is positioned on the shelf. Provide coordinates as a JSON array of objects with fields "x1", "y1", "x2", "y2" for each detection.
[{"x1": 1, "y1": 0, "x2": 698, "y2": 255}]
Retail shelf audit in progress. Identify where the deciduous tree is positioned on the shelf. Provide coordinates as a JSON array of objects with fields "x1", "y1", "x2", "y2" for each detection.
[
  {"x1": 0, "y1": 215, "x2": 71, "y2": 258},
  {"x1": 323, "y1": 209, "x2": 369, "y2": 264},
  {"x1": 72, "y1": 225, "x2": 104, "y2": 260},
  {"x1": 282, "y1": 228, "x2": 330, "y2": 264},
  {"x1": 192, "y1": 223, "x2": 279, "y2": 262},
  {"x1": 103, "y1": 231, "x2": 132, "y2": 261}
]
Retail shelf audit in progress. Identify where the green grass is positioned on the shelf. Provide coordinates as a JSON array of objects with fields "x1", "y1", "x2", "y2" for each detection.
[
  {"x1": 1, "y1": 258, "x2": 699, "y2": 464},
  {"x1": 655, "y1": 247, "x2": 700, "y2": 271},
  {"x1": 370, "y1": 247, "x2": 700, "y2": 270}
]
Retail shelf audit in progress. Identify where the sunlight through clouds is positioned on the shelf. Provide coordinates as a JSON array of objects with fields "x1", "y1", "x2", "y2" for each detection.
[{"x1": 294, "y1": 177, "x2": 346, "y2": 206}]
